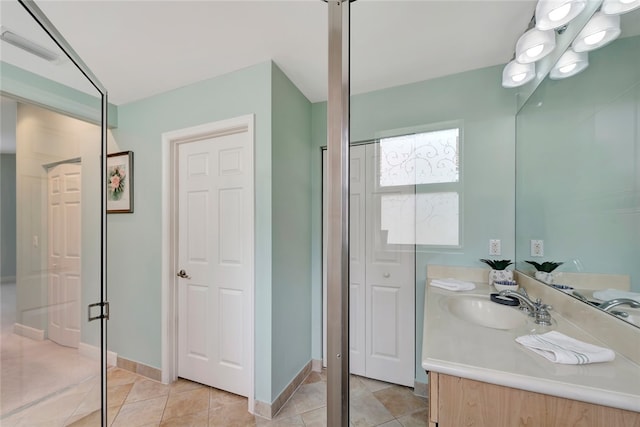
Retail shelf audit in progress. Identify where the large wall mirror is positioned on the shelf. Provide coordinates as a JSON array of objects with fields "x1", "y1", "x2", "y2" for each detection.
[{"x1": 516, "y1": 6, "x2": 640, "y2": 328}]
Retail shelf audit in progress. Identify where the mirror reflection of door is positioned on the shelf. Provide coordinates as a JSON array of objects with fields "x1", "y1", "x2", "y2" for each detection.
[{"x1": 47, "y1": 163, "x2": 81, "y2": 348}]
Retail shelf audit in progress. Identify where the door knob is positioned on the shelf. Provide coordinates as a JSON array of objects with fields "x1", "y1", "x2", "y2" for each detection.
[
  {"x1": 177, "y1": 269, "x2": 191, "y2": 279},
  {"x1": 383, "y1": 272, "x2": 390, "y2": 278}
]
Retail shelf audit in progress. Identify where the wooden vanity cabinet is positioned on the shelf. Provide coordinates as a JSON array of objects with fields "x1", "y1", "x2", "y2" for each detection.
[{"x1": 428, "y1": 372, "x2": 640, "y2": 427}]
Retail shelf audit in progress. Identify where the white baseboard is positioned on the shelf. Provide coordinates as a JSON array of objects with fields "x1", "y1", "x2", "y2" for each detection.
[
  {"x1": 14, "y1": 323, "x2": 44, "y2": 341},
  {"x1": 312, "y1": 359, "x2": 323, "y2": 372},
  {"x1": 78, "y1": 342, "x2": 118, "y2": 366}
]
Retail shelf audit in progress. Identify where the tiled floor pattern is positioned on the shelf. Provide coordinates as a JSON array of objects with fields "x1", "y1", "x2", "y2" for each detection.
[
  {"x1": 1, "y1": 282, "x2": 98, "y2": 417},
  {"x1": 2, "y1": 368, "x2": 428, "y2": 427}
]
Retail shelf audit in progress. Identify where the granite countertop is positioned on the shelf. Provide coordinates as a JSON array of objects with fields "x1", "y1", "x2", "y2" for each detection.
[{"x1": 421, "y1": 281, "x2": 640, "y2": 412}]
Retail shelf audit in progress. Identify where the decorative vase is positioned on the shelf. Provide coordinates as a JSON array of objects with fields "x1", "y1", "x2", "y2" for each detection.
[
  {"x1": 535, "y1": 271, "x2": 555, "y2": 284},
  {"x1": 488, "y1": 269, "x2": 513, "y2": 285}
]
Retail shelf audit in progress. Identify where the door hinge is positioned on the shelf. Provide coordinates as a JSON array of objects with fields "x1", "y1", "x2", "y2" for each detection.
[{"x1": 88, "y1": 301, "x2": 110, "y2": 321}]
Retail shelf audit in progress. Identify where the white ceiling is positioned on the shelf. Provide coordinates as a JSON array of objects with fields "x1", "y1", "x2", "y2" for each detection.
[{"x1": 4, "y1": 0, "x2": 616, "y2": 107}]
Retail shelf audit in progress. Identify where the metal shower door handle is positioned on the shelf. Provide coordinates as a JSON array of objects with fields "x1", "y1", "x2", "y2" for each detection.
[{"x1": 177, "y1": 269, "x2": 191, "y2": 279}]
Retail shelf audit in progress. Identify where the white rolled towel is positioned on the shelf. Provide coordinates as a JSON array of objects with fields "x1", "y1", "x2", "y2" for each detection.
[
  {"x1": 515, "y1": 331, "x2": 615, "y2": 365},
  {"x1": 430, "y1": 278, "x2": 475, "y2": 291},
  {"x1": 593, "y1": 289, "x2": 640, "y2": 303}
]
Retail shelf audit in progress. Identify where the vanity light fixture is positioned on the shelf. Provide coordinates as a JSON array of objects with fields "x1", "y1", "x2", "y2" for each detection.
[
  {"x1": 0, "y1": 26, "x2": 60, "y2": 63},
  {"x1": 502, "y1": 60, "x2": 536, "y2": 88},
  {"x1": 535, "y1": 0, "x2": 587, "y2": 30},
  {"x1": 516, "y1": 28, "x2": 557, "y2": 63},
  {"x1": 572, "y1": 12, "x2": 621, "y2": 52},
  {"x1": 549, "y1": 48, "x2": 588, "y2": 79},
  {"x1": 601, "y1": 0, "x2": 640, "y2": 15}
]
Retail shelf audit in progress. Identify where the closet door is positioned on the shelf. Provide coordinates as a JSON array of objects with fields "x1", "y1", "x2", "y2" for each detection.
[
  {"x1": 363, "y1": 143, "x2": 415, "y2": 387},
  {"x1": 348, "y1": 145, "x2": 366, "y2": 376},
  {"x1": 322, "y1": 147, "x2": 367, "y2": 375},
  {"x1": 323, "y1": 143, "x2": 415, "y2": 386}
]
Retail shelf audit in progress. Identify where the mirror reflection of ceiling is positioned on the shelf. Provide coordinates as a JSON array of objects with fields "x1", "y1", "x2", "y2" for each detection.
[
  {"x1": 3, "y1": 0, "x2": 541, "y2": 105},
  {"x1": 0, "y1": 1, "x2": 98, "y2": 96}
]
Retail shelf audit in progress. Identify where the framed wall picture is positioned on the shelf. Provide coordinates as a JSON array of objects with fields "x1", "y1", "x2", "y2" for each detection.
[{"x1": 107, "y1": 151, "x2": 134, "y2": 213}]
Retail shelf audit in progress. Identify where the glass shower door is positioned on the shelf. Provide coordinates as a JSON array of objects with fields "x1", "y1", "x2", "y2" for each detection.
[{"x1": 0, "y1": 0, "x2": 108, "y2": 424}]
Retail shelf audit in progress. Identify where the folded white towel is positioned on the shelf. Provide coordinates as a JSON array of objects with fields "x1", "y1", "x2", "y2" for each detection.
[
  {"x1": 593, "y1": 289, "x2": 640, "y2": 303},
  {"x1": 430, "y1": 278, "x2": 476, "y2": 291},
  {"x1": 515, "y1": 331, "x2": 615, "y2": 365}
]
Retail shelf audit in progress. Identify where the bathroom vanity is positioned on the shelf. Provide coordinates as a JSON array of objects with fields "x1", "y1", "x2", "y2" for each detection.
[
  {"x1": 428, "y1": 372, "x2": 639, "y2": 426},
  {"x1": 421, "y1": 269, "x2": 640, "y2": 427}
]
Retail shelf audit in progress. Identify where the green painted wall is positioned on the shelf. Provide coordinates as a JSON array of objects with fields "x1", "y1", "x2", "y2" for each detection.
[
  {"x1": 113, "y1": 61, "x2": 314, "y2": 404},
  {"x1": 310, "y1": 64, "x2": 517, "y2": 384},
  {"x1": 516, "y1": 35, "x2": 640, "y2": 290},
  {"x1": 0, "y1": 61, "x2": 117, "y2": 128},
  {"x1": 270, "y1": 63, "x2": 313, "y2": 399}
]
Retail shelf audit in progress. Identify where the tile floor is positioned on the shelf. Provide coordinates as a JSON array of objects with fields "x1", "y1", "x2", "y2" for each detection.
[
  {"x1": 0, "y1": 282, "x2": 99, "y2": 418},
  {"x1": 2, "y1": 367, "x2": 428, "y2": 427},
  {"x1": 1, "y1": 282, "x2": 427, "y2": 426}
]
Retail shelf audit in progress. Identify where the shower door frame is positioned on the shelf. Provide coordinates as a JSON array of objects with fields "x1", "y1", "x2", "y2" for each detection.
[{"x1": 16, "y1": 1, "x2": 110, "y2": 425}]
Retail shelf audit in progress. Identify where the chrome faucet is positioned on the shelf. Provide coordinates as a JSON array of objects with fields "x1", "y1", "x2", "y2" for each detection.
[
  {"x1": 572, "y1": 291, "x2": 629, "y2": 317},
  {"x1": 598, "y1": 298, "x2": 640, "y2": 312},
  {"x1": 499, "y1": 289, "x2": 553, "y2": 326}
]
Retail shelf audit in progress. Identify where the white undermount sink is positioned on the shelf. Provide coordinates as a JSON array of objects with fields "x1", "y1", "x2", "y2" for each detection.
[{"x1": 445, "y1": 295, "x2": 528, "y2": 330}]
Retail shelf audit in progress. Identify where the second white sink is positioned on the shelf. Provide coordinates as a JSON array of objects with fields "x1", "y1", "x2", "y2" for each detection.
[{"x1": 445, "y1": 295, "x2": 527, "y2": 330}]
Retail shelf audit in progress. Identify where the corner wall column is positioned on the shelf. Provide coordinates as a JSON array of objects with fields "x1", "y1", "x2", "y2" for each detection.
[{"x1": 326, "y1": 1, "x2": 350, "y2": 426}]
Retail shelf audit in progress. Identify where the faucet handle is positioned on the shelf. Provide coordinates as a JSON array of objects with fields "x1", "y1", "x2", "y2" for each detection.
[{"x1": 535, "y1": 304, "x2": 553, "y2": 326}]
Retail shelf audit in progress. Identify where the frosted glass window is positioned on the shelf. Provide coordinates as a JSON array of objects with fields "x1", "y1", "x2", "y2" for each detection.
[
  {"x1": 379, "y1": 128, "x2": 459, "y2": 187},
  {"x1": 381, "y1": 192, "x2": 459, "y2": 246},
  {"x1": 376, "y1": 125, "x2": 462, "y2": 248}
]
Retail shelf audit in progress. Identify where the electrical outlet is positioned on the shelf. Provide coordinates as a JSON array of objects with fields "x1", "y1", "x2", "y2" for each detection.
[
  {"x1": 489, "y1": 239, "x2": 501, "y2": 256},
  {"x1": 531, "y1": 239, "x2": 544, "y2": 257}
]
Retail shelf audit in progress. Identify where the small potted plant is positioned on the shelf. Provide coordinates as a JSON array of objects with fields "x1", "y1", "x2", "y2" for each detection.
[
  {"x1": 480, "y1": 259, "x2": 513, "y2": 285},
  {"x1": 525, "y1": 261, "x2": 563, "y2": 285}
]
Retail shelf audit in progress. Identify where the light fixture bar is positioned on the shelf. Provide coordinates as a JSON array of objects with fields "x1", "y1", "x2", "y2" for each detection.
[{"x1": 0, "y1": 27, "x2": 60, "y2": 62}]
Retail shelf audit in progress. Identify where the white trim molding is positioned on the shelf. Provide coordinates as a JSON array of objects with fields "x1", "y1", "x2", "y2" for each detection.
[{"x1": 13, "y1": 323, "x2": 45, "y2": 341}]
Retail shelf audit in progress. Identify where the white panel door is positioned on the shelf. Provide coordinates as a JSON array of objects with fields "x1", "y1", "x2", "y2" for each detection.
[
  {"x1": 48, "y1": 163, "x2": 81, "y2": 348},
  {"x1": 347, "y1": 146, "x2": 366, "y2": 376},
  {"x1": 364, "y1": 143, "x2": 415, "y2": 387},
  {"x1": 177, "y1": 131, "x2": 253, "y2": 397},
  {"x1": 322, "y1": 146, "x2": 367, "y2": 375},
  {"x1": 322, "y1": 143, "x2": 414, "y2": 386}
]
